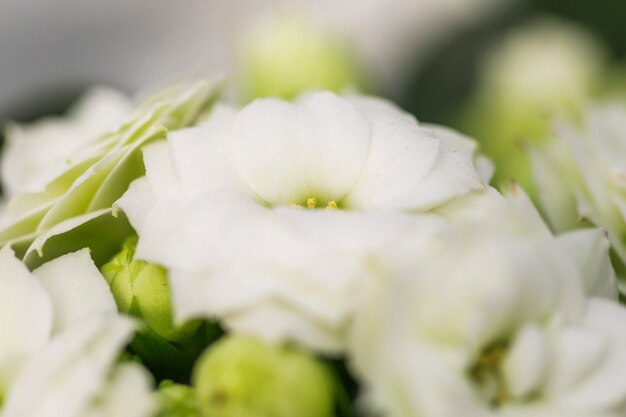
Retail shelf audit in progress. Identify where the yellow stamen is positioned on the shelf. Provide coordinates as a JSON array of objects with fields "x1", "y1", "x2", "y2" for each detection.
[
  {"x1": 326, "y1": 201, "x2": 338, "y2": 210},
  {"x1": 307, "y1": 197, "x2": 317, "y2": 209}
]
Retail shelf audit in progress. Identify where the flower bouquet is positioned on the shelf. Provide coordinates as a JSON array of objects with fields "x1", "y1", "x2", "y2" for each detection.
[{"x1": 1, "y1": 75, "x2": 626, "y2": 417}]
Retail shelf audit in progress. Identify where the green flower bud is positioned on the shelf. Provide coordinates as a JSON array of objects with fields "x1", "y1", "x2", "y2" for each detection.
[
  {"x1": 101, "y1": 236, "x2": 200, "y2": 343},
  {"x1": 193, "y1": 336, "x2": 336, "y2": 417},
  {"x1": 239, "y1": 16, "x2": 362, "y2": 101},
  {"x1": 156, "y1": 381, "x2": 201, "y2": 417},
  {"x1": 459, "y1": 19, "x2": 605, "y2": 197}
]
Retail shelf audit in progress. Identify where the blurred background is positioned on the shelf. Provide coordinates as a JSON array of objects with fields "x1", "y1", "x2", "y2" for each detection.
[{"x1": 1, "y1": 0, "x2": 626, "y2": 194}]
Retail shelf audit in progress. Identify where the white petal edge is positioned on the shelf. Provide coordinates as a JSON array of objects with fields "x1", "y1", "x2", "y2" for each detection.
[{"x1": 33, "y1": 248, "x2": 117, "y2": 334}]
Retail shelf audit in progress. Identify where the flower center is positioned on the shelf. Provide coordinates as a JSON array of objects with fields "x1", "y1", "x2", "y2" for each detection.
[
  {"x1": 290, "y1": 196, "x2": 339, "y2": 210},
  {"x1": 468, "y1": 342, "x2": 510, "y2": 408}
]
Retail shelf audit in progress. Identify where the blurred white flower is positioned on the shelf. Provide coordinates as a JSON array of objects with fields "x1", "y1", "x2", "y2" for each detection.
[
  {"x1": 0, "y1": 81, "x2": 216, "y2": 268},
  {"x1": 530, "y1": 103, "x2": 626, "y2": 272},
  {"x1": 1, "y1": 88, "x2": 131, "y2": 197},
  {"x1": 119, "y1": 91, "x2": 486, "y2": 353},
  {"x1": 0, "y1": 247, "x2": 154, "y2": 416},
  {"x1": 349, "y1": 189, "x2": 623, "y2": 417}
]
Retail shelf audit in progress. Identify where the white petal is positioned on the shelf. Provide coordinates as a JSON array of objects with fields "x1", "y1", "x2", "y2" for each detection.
[
  {"x1": 145, "y1": 191, "x2": 444, "y2": 353},
  {"x1": 474, "y1": 154, "x2": 495, "y2": 185},
  {"x1": 556, "y1": 228, "x2": 618, "y2": 300},
  {"x1": 546, "y1": 328, "x2": 606, "y2": 398},
  {"x1": 342, "y1": 95, "x2": 439, "y2": 209},
  {"x1": 168, "y1": 105, "x2": 240, "y2": 197},
  {"x1": 2, "y1": 314, "x2": 135, "y2": 417},
  {"x1": 399, "y1": 125, "x2": 485, "y2": 211},
  {"x1": 0, "y1": 88, "x2": 130, "y2": 197},
  {"x1": 142, "y1": 140, "x2": 180, "y2": 198},
  {"x1": 115, "y1": 177, "x2": 157, "y2": 233},
  {"x1": 224, "y1": 302, "x2": 344, "y2": 354},
  {"x1": 344, "y1": 107, "x2": 484, "y2": 210},
  {"x1": 503, "y1": 325, "x2": 549, "y2": 398},
  {"x1": 230, "y1": 92, "x2": 371, "y2": 205},
  {"x1": 0, "y1": 246, "x2": 52, "y2": 359},
  {"x1": 33, "y1": 249, "x2": 117, "y2": 334},
  {"x1": 83, "y1": 363, "x2": 155, "y2": 417},
  {"x1": 135, "y1": 190, "x2": 266, "y2": 271},
  {"x1": 548, "y1": 300, "x2": 626, "y2": 411},
  {"x1": 528, "y1": 141, "x2": 580, "y2": 232},
  {"x1": 23, "y1": 207, "x2": 133, "y2": 269},
  {"x1": 368, "y1": 343, "x2": 482, "y2": 417}
]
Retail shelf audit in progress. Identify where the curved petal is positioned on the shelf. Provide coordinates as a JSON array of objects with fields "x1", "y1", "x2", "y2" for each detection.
[
  {"x1": 23, "y1": 208, "x2": 134, "y2": 270},
  {"x1": 0, "y1": 246, "x2": 53, "y2": 358},
  {"x1": 230, "y1": 92, "x2": 371, "y2": 205},
  {"x1": 142, "y1": 141, "x2": 179, "y2": 198},
  {"x1": 547, "y1": 300, "x2": 626, "y2": 411},
  {"x1": 2, "y1": 314, "x2": 136, "y2": 417},
  {"x1": 33, "y1": 248, "x2": 117, "y2": 334},
  {"x1": 168, "y1": 105, "x2": 240, "y2": 198},
  {"x1": 1, "y1": 88, "x2": 131, "y2": 197},
  {"x1": 503, "y1": 324, "x2": 549, "y2": 398},
  {"x1": 115, "y1": 177, "x2": 157, "y2": 234},
  {"x1": 556, "y1": 228, "x2": 618, "y2": 300},
  {"x1": 83, "y1": 363, "x2": 155, "y2": 417},
  {"x1": 344, "y1": 100, "x2": 484, "y2": 210}
]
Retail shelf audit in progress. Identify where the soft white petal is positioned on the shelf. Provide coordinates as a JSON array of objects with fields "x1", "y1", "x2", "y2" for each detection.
[
  {"x1": 342, "y1": 95, "x2": 442, "y2": 210},
  {"x1": 168, "y1": 105, "x2": 240, "y2": 197},
  {"x1": 367, "y1": 343, "x2": 482, "y2": 417},
  {"x1": 82, "y1": 363, "x2": 155, "y2": 417},
  {"x1": 556, "y1": 228, "x2": 618, "y2": 300},
  {"x1": 2, "y1": 314, "x2": 135, "y2": 417},
  {"x1": 0, "y1": 246, "x2": 52, "y2": 359},
  {"x1": 23, "y1": 208, "x2": 132, "y2": 269},
  {"x1": 474, "y1": 154, "x2": 495, "y2": 185},
  {"x1": 1, "y1": 88, "x2": 130, "y2": 197},
  {"x1": 347, "y1": 121, "x2": 485, "y2": 211},
  {"x1": 547, "y1": 300, "x2": 626, "y2": 412},
  {"x1": 528, "y1": 141, "x2": 581, "y2": 232},
  {"x1": 503, "y1": 325, "x2": 549, "y2": 398},
  {"x1": 149, "y1": 191, "x2": 448, "y2": 352},
  {"x1": 230, "y1": 92, "x2": 371, "y2": 205},
  {"x1": 224, "y1": 302, "x2": 345, "y2": 354},
  {"x1": 142, "y1": 141, "x2": 180, "y2": 198},
  {"x1": 33, "y1": 249, "x2": 117, "y2": 334},
  {"x1": 115, "y1": 177, "x2": 157, "y2": 234}
]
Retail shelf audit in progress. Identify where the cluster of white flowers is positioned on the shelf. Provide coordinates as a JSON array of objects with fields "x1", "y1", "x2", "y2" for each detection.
[{"x1": 2, "y1": 82, "x2": 626, "y2": 417}]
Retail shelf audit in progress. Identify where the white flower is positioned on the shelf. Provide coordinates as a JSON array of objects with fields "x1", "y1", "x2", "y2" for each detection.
[
  {"x1": 530, "y1": 102, "x2": 626, "y2": 271},
  {"x1": 1, "y1": 88, "x2": 131, "y2": 197},
  {"x1": 119, "y1": 91, "x2": 486, "y2": 352},
  {"x1": 0, "y1": 81, "x2": 216, "y2": 269},
  {"x1": 349, "y1": 188, "x2": 623, "y2": 417},
  {"x1": 0, "y1": 247, "x2": 154, "y2": 416}
]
